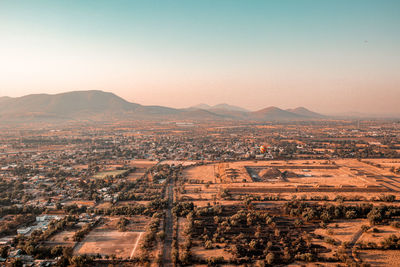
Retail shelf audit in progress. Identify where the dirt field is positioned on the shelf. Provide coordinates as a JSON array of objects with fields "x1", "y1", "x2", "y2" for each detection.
[
  {"x1": 126, "y1": 171, "x2": 145, "y2": 181},
  {"x1": 359, "y1": 250, "x2": 400, "y2": 266},
  {"x1": 95, "y1": 202, "x2": 113, "y2": 209},
  {"x1": 74, "y1": 229, "x2": 141, "y2": 258},
  {"x1": 358, "y1": 224, "x2": 400, "y2": 244},
  {"x1": 74, "y1": 216, "x2": 147, "y2": 258},
  {"x1": 46, "y1": 230, "x2": 76, "y2": 247},
  {"x1": 128, "y1": 159, "x2": 157, "y2": 168},
  {"x1": 64, "y1": 200, "x2": 96, "y2": 207},
  {"x1": 93, "y1": 170, "x2": 128, "y2": 179},
  {"x1": 159, "y1": 160, "x2": 198, "y2": 166},
  {"x1": 314, "y1": 219, "x2": 365, "y2": 244},
  {"x1": 191, "y1": 246, "x2": 233, "y2": 262},
  {"x1": 363, "y1": 159, "x2": 400, "y2": 169},
  {"x1": 183, "y1": 164, "x2": 216, "y2": 183},
  {"x1": 126, "y1": 159, "x2": 158, "y2": 181}
]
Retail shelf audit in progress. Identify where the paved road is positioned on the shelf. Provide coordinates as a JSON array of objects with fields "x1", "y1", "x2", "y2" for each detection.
[{"x1": 162, "y1": 183, "x2": 174, "y2": 267}]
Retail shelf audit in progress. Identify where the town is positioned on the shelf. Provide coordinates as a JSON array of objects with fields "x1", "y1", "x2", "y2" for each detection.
[{"x1": 0, "y1": 119, "x2": 399, "y2": 266}]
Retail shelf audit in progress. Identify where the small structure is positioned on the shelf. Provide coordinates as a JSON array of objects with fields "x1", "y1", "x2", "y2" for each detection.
[{"x1": 17, "y1": 227, "x2": 31, "y2": 235}]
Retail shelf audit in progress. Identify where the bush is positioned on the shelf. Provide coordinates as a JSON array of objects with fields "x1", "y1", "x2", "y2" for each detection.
[
  {"x1": 361, "y1": 225, "x2": 370, "y2": 232},
  {"x1": 390, "y1": 221, "x2": 400, "y2": 228},
  {"x1": 265, "y1": 252, "x2": 275, "y2": 264},
  {"x1": 204, "y1": 240, "x2": 213, "y2": 249}
]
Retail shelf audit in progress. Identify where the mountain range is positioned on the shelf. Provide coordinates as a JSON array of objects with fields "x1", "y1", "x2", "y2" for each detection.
[
  {"x1": 0, "y1": 90, "x2": 335, "y2": 123},
  {"x1": 191, "y1": 103, "x2": 249, "y2": 113}
]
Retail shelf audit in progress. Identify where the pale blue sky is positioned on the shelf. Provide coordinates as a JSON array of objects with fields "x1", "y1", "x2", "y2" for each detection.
[{"x1": 0, "y1": 0, "x2": 399, "y2": 114}]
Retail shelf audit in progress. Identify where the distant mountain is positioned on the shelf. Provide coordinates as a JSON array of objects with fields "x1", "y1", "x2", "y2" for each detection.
[
  {"x1": 0, "y1": 90, "x2": 226, "y2": 122},
  {"x1": 192, "y1": 103, "x2": 211, "y2": 109},
  {"x1": 0, "y1": 90, "x2": 138, "y2": 120},
  {"x1": 286, "y1": 107, "x2": 326, "y2": 118},
  {"x1": 0, "y1": 96, "x2": 11, "y2": 104},
  {"x1": 210, "y1": 103, "x2": 249, "y2": 112},
  {"x1": 251, "y1": 106, "x2": 304, "y2": 121},
  {"x1": 0, "y1": 90, "x2": 333, "y2": 123},
  {"x1": 191, "y1": 103, "x2": 248, "y2": 112}
]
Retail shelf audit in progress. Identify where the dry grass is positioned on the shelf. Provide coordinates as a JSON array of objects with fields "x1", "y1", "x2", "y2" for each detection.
[
  {"x1": 359, "y1": 250, "x2": 400, "y2": 266},
  {"x1": 315, "y1": 219, "x2": 365, "y2": 244},
  {"x1": 74, "y1": 216, "x2": 148, "y2": 258},
  {"x1": 46, "y1": 230, "x2": 76, "y2": 247},
  {"x1": 358, "y1": 225, "x2": 400, "y2": 244},
  {"x1": 74, "y1": 229, "x2": 141, "y2": 258}
]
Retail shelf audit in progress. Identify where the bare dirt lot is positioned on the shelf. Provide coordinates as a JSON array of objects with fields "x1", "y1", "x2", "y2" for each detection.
[
  {"x1": 74, "y1": 216, "x2": 147, "y2": 258},
  {"x1": 364, "y1": 159, "x2": 400, "y2": 169},
  {"x1": 183, "y1": 164, "x2": 217, "y2": 183},
  {"x1": 74, "y1": 229, "x2": 141, "y2": 258},
  {"x1": 315, "y1": 219, "x2": 365, "y2": 244},
  {"x1": 358, "y1": 224, "x2": 400, "y2": 244},
  {"x1": 128, "y1": 159, "x2": 157, "y2": 169},
  {"x1": 127, "y1": 159, "x2": 158, "y2": 181},
  {"x1": 359, "y1": 250, "x2": 400, "y2": 266},
  {"x1": 46, "y1": 230, "x2": 76, "y2": 247}
]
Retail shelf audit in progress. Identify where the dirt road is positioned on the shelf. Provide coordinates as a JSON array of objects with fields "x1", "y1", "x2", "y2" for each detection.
[{"x1": 162, "y1": 183, "x2": 174, "y2": 267}]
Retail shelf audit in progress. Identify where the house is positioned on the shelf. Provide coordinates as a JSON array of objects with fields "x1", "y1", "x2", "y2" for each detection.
[{"x1": 17, "y1": 227, "x2": 31, "y2": 235}]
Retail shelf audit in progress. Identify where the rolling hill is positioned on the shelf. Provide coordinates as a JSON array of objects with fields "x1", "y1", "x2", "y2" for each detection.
[
  {"x1": 0, "y1": 90, "x2": 137, "y2": 116},
  {"x1": 286, "y1": 107, "x2": 326, "y2": 118},
  {"x1": 191, "y1": 103, "x2": 248, "y2": 112},
  {"x1": 0, "y1": 90, "x2": 227, "y2": 122},
  {"x1": 0, "y1": 90, "x2": 327, "y2": 123},
  {"x1": 251, "y1": 106, "x2": 305, "y2": 121}
]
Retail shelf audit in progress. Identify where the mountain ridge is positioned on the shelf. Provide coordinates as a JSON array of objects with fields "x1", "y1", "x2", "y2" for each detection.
[
  {"x1": 0, "y1": 90, "x2": 330, "y2": 122},
  {"x1": 251, "y1": 106, "x2": 305, "y2": 121},
  {"x1": 190, "y1": 103, "x2": 248, "y2": 112},
  {"x1": 286, "y1": 107, "x2": 327, "y2": 118}
]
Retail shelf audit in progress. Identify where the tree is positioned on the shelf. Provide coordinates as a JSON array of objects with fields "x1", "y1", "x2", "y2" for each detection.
[
  {"x1": 361, "y1": 225, "x2": 370, "y2": 232},
  {"x1": 205, "y1": 240, "x2": 213, "y2": 249},
  {"x1": 345, "y1": 210, "x2": 356, "y2": 219},
  {"x1": 0, "y1": 246, "x2": 9, "y2": 258},
  {"x1": 11, "y1": 259, "x2": 23, "y2": 267},
  {"x1": 266, "y1": 252, "x2": 275, "y2": 264}
]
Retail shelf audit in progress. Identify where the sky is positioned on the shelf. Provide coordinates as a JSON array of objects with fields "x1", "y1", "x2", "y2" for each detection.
[{"x1": 0, "y1": 0, "x2": 399, "y2": 115}]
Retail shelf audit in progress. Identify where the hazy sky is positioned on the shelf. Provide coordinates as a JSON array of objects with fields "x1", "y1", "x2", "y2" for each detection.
[{"x1": 1, "y1": 0, "x2": 399, "y2": 114}]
